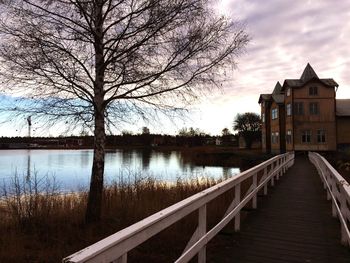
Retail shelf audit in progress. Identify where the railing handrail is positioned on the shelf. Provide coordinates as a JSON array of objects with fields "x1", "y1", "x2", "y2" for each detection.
[
  {"x1": 64, "y1": 152, "x2": 294, "y2": 263},
  {"x1": 309, "y1": 152, "x2": 350, "y2": 247}
]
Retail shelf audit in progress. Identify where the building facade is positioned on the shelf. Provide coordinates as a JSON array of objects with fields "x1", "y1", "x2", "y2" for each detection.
[{"x1": 259, "y1": 64, "x2": 350, "y2": 153}]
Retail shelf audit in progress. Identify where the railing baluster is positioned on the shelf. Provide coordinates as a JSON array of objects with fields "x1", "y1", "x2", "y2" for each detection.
[
  {"x1": 263, "y1": 167, "x2": 268, "y2": 195},
  {"x1": 234, "y1": 183, "x2": 241, "y2": 232},
  {"x1": 271, "y1": 162, "x2": 275, "y2": 187},
  {"x1": 252, "y1": 173, "x2": 257, "y2": 209},
  {"x1": 115, "y1": 253, "x2": 127, "y2": 263},
  {"x1": 198, "y1": 205, "x2": 207, "y2": 263}
]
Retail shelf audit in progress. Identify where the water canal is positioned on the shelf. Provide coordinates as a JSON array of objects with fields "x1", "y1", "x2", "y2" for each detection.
[{"x1": 0, "y1": 149, "x2": 240, "y2": 193}]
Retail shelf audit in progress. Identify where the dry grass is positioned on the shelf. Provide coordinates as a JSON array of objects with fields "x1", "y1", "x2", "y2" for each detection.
[{"x1": 0, "y1": 173, "x2": 243, "y2": 263}]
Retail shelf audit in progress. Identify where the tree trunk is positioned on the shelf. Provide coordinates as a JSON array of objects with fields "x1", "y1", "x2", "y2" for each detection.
[
  {"x1": 85, "y1": 0, "x2": 106, "y2": 223},
  {"x1": 85, "y1": 108, "x2": 106, "y2": 223}
]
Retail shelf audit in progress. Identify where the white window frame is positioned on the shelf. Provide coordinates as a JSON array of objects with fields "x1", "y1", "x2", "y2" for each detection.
[
  {"x1": 271, "y1": 108, "x2": 278, "y2": 120},
  {"x1": 286, "y1": 130, "x2": 292, "y2": 144},
  {"x1": 309, "y1": 102, "x2": 319, "y2": 115},
  {"x1": 287, "y1": 88, "x2": 291, "y2": 96},
  {"x1": 286, "y1": 103, "x2": 292, "y2": 116},
  {"x1": 302, "y1": 130, "x2": 311, "y2": 143},
  {"x1": 317, "y1": 130, "x2": 326, "y2": 143}
]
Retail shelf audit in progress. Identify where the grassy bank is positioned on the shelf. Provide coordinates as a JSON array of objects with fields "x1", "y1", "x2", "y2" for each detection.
[{"x1": 0, "y1": 177, "x2": 234, "y2": 262}]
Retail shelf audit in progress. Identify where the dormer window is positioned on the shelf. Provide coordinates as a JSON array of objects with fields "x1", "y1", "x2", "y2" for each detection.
[
  {"x1": 286, "y1": 88, "x2": 291, "y2": 96},
  {"x1": 309, "y1": 86, "x2": 318, "y2": 96}
]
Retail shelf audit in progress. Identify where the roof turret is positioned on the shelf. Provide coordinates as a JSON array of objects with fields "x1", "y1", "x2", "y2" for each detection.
[{"x1": 300, "y1": 63, "x2": 318, "y2": 82}]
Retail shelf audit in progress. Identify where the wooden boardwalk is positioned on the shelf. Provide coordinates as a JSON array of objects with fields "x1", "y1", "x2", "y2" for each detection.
[{"x1": 208, "y1": 154, "x2": 350, "y2": 263}]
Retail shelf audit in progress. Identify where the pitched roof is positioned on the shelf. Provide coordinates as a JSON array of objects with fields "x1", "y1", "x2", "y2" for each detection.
[
  {"x1": 300, "y1": 63, "x2": 318, "y2": 82},
  {"x1": 336, "y1": 99, "x2": 350, "y2": 116},
  {"x1": 272, "y1": 82, "x2": 282, "y2": 94},
  {"x1": 282, "y1": 63, "x2": 338, "y2": 90},
  {"x1": 272, "y1": 94, "x2": 284, "y2": 104},
  {"x1": 258, "y1": 94, "x2": 271, "y2": 103}
]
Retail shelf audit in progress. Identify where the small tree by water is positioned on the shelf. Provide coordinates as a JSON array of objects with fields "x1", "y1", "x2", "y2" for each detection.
[{"x1": 233, "y1": 112, "x2": 261, "y2": 149}]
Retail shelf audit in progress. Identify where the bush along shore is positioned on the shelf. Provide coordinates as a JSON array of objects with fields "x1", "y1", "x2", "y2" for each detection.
[{"x1": 0, "y1": 149, "x2": 270, "y2": 262}]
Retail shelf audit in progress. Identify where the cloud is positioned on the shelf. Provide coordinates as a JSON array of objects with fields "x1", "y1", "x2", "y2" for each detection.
[{"x1": 223, "y1": 0, "x2": 350, "y2": 99}]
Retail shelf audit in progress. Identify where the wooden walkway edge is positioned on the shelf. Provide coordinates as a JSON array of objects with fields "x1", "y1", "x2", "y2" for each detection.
[{"x1": 208, "y1": 153, "x2": 350, "y2": 263}]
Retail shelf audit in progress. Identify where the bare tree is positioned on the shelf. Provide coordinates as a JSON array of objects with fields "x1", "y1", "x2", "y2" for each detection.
[{"x1": 0, "y1": 0, "x2": 249, "y2": 222}]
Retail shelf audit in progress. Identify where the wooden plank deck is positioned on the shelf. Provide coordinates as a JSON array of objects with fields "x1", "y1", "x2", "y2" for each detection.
[{"x1": 208, "y1": 153, "x2": 350, "y2": 263}]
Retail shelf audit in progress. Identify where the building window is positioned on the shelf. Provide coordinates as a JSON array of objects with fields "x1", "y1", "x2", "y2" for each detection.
[
  {"x1": 294, "y1": 102, "x2": 304, "y2": 115},
  {"x1": 271, "y1": 132, "x2": 279, "y2": 144},
  {"x1": 317, "y1": 130, "x2": 326, "y2": 143},
  {"x1": 286, "y1": 130, "x2": 292, "y2": 144},
  {"x1": 309, "y1": 102, "x2": 319, "y2": 115},
  {"x1": 309, "y1": 86, "x2": 318, "y2": 96},
  {"x1": 286, "y1": 103, "x2": 292, "y2": 116},
  {"x1": 287, "y1": 88, "x2": 291, "y2": 96},
  {"x1": 302, "y1": 130, "x2": 311, "y2": 143},
  {"x1": 262, "y1": 113, "x2": 265, "y2": 123},
  {"x1": 271, "y1": 108, "x2": 278, "y2": 119}
]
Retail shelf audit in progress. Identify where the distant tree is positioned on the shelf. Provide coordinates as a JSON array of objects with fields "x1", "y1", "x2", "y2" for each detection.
[
  {"x1": 178, "y1": 127, "x2": 206, "y2": 137},
  {"x1": 221, "y1": 127, "x2": 232, "y2": 145},
  {"x1": 178, "y1": 128, "x2": 188, "y2": 137},
  {"x1": 122, "y1": 130, "x2": 133, "y2": 136},
  {"x1": 141, "y1": 127, "x2": 150, "y2": 135},
  {"x1": 233, "y1": 112, "x2": 261, "y2": 149},
  {"x1": 0, "y1": 0, "x2": 248, "y2": 222},
  {"x1": 222, "y1": 127, "x2": 231, "y2": 136}
]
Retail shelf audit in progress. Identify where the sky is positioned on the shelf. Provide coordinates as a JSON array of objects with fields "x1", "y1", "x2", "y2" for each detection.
[
  {"x1": 1, "y1": 0, "x2": 350, "y2": 137},
  {"x1": 183, "y1": 0, "x2": 350, "y2": 136}
]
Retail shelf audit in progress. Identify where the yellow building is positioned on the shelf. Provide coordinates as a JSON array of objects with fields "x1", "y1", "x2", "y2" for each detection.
[{"x1": 259, "y1": 64, "x2": 350, "y2": 153}]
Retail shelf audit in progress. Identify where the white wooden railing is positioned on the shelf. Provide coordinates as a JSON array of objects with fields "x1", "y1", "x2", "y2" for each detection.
[
  {"x1": 309, "y1": 152, "x2": 350, "y2": 247},
  {"x1": 63, "y1": 152, "x2": 295, "y2": 263}
]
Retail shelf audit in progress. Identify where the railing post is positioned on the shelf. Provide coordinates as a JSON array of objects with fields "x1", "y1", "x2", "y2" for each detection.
[
  {"x1": 115, "y1": 253, "x2": 127, "y2": 263},
  {"x1": 271, "y1": 162, "x2": 275, "y2": 187},
  {"x1": 327, "y1": 177, "x2": 332, "y2": 201},
  {"x1": 263, "y1": 166, "x2": 268, "y2": 195},
  {"x1": 331, "y1": 179, "x2": 337, "y2": 218},
  {"x1": 198, "y1": 204, "x2": 207, "y2": 263},
  {"x1": 341, "y1": 225, "x2": 348, "y2": 246},
  {"x1": 234, "y1": 183, "x2": 241, "y2": 232},
  {"x1": 252, "y1": 173, "x2": 257, "y2": 209},
  {"x1": 340, "y1": 189, "x2": 348, "y2": 245},
  {"x1": 322, "y1": 167, "x2": 328, "y2": 190}
]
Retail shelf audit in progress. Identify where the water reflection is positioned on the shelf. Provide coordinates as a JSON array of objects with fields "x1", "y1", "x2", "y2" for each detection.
[
  {"x1": 26, "y1": 149, "x2": 31, "y2": 180},
  {"x1": 121, "y1": 149, "x2": 133, "y2": 167},
  {"x1": 139, "y1": 148, "x2": 152, "y2": 170},
  {"x1": 0, "y1": 149, "x2": 241, "y2": 192}
]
